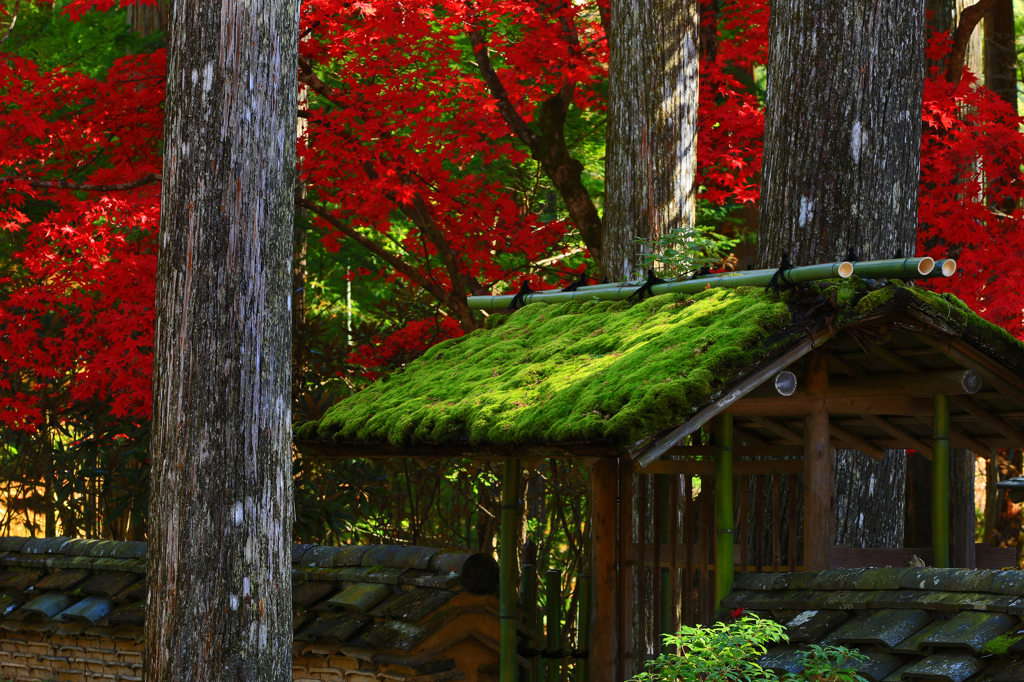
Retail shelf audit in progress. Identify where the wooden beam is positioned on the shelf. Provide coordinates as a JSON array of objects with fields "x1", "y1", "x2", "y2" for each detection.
[
  {"x1": 829, "y1": 354, "x2": 864, "y2": 377},
  {"x1": 632, "y1": 328, "x2": 833, "y2": 466},
  {"x1": 916, "y1": 334, "x2": 1024, "y2": 409},
  {"x1": 635, "y1": 459, "x2": 805, "y2": 476},
  {"x1": 616, "y1": 458, "x2": 632, "y2": 682},
  {"x1": 803, "y1": 351, "x2": 834, "y2": 572},
  {"x1": 866, "y1": 343, "x2": 922, "y2": 373},
  {"x1": 662, "y1": 445, "x2": 804, "y2": 458},
  {"x1": 731, "y1": 395, "x2": 933, "y2": 417},
  {"x1": 828, "y1": 422, "x2": 885, "y2": 461},
  {"x1": 588, "y1": 458, "x2": 617, "y2": 682},
  {"x1": 732, "y1": 425, "x2": 769, "y2": 447},
  {"x1": 749, "y1": 416, "x2": 803, "y2": 445},
  {"x1": 950, "y1": 395, "x2": 1024, "y2": 446},
  {"x1": 863, "y1": 414, "x2": 934, "y2": 459}
]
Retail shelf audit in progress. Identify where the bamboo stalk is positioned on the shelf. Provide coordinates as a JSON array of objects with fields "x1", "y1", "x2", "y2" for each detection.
[
  {"x1": 545, "y1": 569, "x2": 562, "y2": 682},
  {"x1": 850, "y1": 257, "x2": 935, "y2": 279},
  {"x1": 522, "y1": 562, "x2": 538, "y2": 682},
  {"x1": 714, "y1": 413, "x2": 734, "y2": 617},
  {"x1": 575, "y1": 574, "x2": 591, "y2": 682},
  {"x1": 500, "y1": 458, "x2": 521, "y2": 682},
  {"x1": 933, "y1": 395, "x2": 951, "y2": 568}
]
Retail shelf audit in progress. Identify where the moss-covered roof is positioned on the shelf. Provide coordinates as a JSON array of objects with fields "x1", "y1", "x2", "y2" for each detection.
[{"x1": 296, "y1": 279, "x2": 1024, "y2": 450}]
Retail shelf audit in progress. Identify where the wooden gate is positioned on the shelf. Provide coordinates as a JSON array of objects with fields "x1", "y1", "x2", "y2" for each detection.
[{"x1": 620, "y1": 454, "x2": 804, "y2": 674}]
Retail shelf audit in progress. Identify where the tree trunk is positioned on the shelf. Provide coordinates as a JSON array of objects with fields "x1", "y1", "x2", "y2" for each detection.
[
  {"x1": 127, "y1": 0, "x2": 170, "y2": 35},
  {"x1": 145, "y1": 1, "x2": 298, "y2": 681},
  {"x1": 959, "y1": 0, "x2": 986, "y2": 80},
  {"x1": 603, "y1": 0, "x2": 700, "y2": 281},
  {"x1": 985, "y1": 0, "x2": 1016, "y2": 111},
  {"x1": 758, "y1": 2, "x2": 926, "y2": 550}
]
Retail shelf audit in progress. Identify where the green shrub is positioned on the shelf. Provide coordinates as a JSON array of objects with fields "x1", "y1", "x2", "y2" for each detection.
[{"x1": 631, "y1": 614, "x2": 868, "y2": 682}]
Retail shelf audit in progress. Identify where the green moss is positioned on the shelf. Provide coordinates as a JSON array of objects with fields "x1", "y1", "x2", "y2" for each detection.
[
  {"x1": 982, "y1": 631, "x2": 1023, "y2": 656},
  {"x1": 302, "y1": 279, "x2": 1024, "y2": 449},
  {"x1": 310, "y1": 286, "x2": 793, "y2": 447}
]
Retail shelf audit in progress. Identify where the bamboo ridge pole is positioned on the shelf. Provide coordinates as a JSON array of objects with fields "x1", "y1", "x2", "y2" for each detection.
[{"x1": 469, "y1": 258, "x2": 949, "y2": 311}]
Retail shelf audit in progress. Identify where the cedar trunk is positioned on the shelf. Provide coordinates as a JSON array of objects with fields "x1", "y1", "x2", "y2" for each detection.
[
  {"x1": 758, "y1": 2, "x2": 926, "y2": 549},
  {"x1": 146, "y1": 2, "x2": 298, "y2": 681},
  {"x1": 603, "y1": 0, "x2": 699, "y2": 281},
  {"x1": 985, "y1": 0, "x2": 1017, "y2": 112}
]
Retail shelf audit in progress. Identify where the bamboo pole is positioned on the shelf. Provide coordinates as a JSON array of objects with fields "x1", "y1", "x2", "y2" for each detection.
[
  {"x1": 714, "y1": 413, "x2": 734, "y2": 616},
  {"x1": 545, "y1": 569, "x2": 562, "y2": 682},
  {"x1": 469, "y1": 257, "x2": 955, "y2": 311},
  {"x1": 933, "y1": 394, "x2": 951, "y2": 568},
  {"x1": 500, "y1": 458, "x2": 521, "y2": 682},
  {"x1": 521, "y1": 562, "x2": 538, "y2": 682},
  {"x1": 575, "y1": 574, "x2": 591, "y2": 682}
]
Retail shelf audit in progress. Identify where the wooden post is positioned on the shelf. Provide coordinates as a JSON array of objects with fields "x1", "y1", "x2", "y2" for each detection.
[
  {"x1": 545, "y1": 569, "x2": 562, "y2": 682},
  {"x1": 500, "y1": 458, "x2": 521, "y2": 682},
  {"x1": 933, "y1": 394, "x2": 951, "y2": 568},
  {"x1": 589, "y1": 458, "x2": 618, "y2": 682},
  {"x1": 803, "y1": 351, "x2": 834, "y2": 571},
  {"x1": 714, "y1": 413, "x2": 734, "y2": 615}
]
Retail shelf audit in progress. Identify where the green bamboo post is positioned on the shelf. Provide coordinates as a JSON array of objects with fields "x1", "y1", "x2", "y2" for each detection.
[
  {"x1": 933, "y1": 394, "x2": 951, "y2": 568},
  {"x1": 715, "y1": 413, "x2": 734, "y2": 616},
  {"x1": 521, "y1": 562, "x2": 538, "y2": 682},
  {"x1": 546, "y1": 569, "x2": 562, "y2": 682},
  {"x1": 501, "y1": 458, "x2": 521, "y2": 682},
  {"x1": 658, "y1": 474, "x2": 671, "y2": 644},
  {"x1": 575, "y1": 574, "x2": 592, "y2": 682}
]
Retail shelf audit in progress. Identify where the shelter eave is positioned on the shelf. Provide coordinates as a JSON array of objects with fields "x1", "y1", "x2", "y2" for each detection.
[{"x1": 294, "y1": 438, "x2": 623, "y2": 460}]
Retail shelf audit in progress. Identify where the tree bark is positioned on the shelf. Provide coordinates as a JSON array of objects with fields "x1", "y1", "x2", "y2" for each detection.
[
  {"x1": 758, "y1": 3, "x2": 925, "y2": 268},
  {"x1": 146, "y1": 1, "x2": 298, "y2": 680},
  {"x1": 758, "y1": 2, "x2": 926, "y2": 550},
  {"x1": 603, "y1": 0, "x2": 699, "y2": 281},
  {"x1": 127, "y1": 0, "x2": 170, "y2": 35},
  {"x1": 985, "y1": 0, "x2": 1017, "y2": 111}
]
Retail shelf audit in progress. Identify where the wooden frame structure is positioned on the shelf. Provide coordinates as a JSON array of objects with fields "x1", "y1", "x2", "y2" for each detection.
[{"x1": 297, "y1": 290, "x2": 1024, "y2": 682}]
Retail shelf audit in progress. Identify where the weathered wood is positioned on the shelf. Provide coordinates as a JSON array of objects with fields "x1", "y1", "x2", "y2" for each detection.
[
  {"x1": 604, "y1": 0, "x2": 699, "y2": 280},
  {"x1": 976, "y1": 543, "x2": 1018, "y2": 569},
  {"x1": 985, "y1": 0, "x2": 1017, "y2": 111},
  {"x1": 632, "y1": 330, "x2": 832, "y2": 466},
  {"x1": 147, "y1": 2, "x2": 298, "y2": 680},
  {"x1": 732, "y1": 425, "x2": 770, "y2": 447},
  {"x1": 828, "y1": 369, "x2": 981, "y2": 397},
  {"x1": 950, "y1": 395, "x2": 1024, "y2": 446},
  {"x1": 662, "y1": 445, "x2": 802, "y2": 458},
  {"x1": 636, "y1": 459, "x2": 804, "y2": 476},
  {"x1": 865, "y1": 344, "x2": 922, "y2": 374},
  {"x1": 616, "y1": 459, "x2": 633, "y2": 680},
  {"x1": 730, "y1": 395, "x2": 933, "y2": 417},
  {"x1": 828, "y1": 423, "x2": 885, "y2": 461},
  {"x1": 950, "y1": 448, "x2": 975, "y2": 569},
  {"x1": 630, "y1": 543, "x2": 743, "y2": 566},
  {"x1": 803, "y1": 352, "x2": 834, "y2": 572},
  {"x1": 830, "y1": 546, "x2": 933, "y2": 569},
  {"x1": 588, "y1": 459, "x2": 617, "y2": 682},
  {"x1": 749, "y1": 416, "x2": 802, "y2": 445},
  {"x1": 863, "y1": 415, "x2": 934, "y2": 458},
  {"x1": 916, "y1": 334, "x2": 1024, "y2": 409}
]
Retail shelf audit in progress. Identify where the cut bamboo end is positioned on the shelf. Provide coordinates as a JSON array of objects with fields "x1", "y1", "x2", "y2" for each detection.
[
  {"x1": 838, "y1": 262, "x2": 854, "y2": 278},
  {"x1": 918, "y1": 257, "x2": 936, "y2": 276},
  {"x1": 940, "y1": 259, "x2": 957, "y2": 277}
]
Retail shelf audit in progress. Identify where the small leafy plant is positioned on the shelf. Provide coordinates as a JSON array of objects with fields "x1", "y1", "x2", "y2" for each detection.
[
  {"x1": 630, "y1": 614, "x2": 868, "y2": 682},
  {"x1": 634, "y1": 224, "x2": 739, "y2": 277}
]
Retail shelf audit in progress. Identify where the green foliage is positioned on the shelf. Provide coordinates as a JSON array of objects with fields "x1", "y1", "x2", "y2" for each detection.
[
  {"x1": 632, "y1": 615, "x2": 868, "y2": 682},
  {"x1": 5, "y1": 1, "x2": 164, "y2": 78},
  {"x1": 636, "y1": 223, "x2": 740, "y2": 277}
]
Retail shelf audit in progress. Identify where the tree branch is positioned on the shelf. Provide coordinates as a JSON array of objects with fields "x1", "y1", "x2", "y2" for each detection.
[
  {"x1": 946, "y1": 0, "x2": 1000, "y2": 85},
  {"x1": 466, "y1": 29, "x2": 539, "y2": 149},
  {"x1": 0, "y1": 0, "x2": 21, "y2": 47},
  {"x1": 298, "y1": 198, "x2": 455, "y2": 308},
  {"x1": 22, "y1": 173, "x2": 162, "y2": 192}
]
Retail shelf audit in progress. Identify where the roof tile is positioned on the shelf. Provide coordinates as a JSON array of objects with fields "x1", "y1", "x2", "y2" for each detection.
[
  {"x1": 759, "y1": 645, "x2": 804, "y2": 675},
  {"x1": 836, "y1": 609, "x2": 932, "y2": 649},
  {"x1": 890, "y1": 621, "x2": 946, "y2": 655},
  {"x1": 990, "y1": 570, "x2": 1024, "y2": 597},
  {"x1": 809, "y1": 568, "x2": 866, "y2": 590},
  {"x1": 732, "y1": 572, "x2": 787, "y2": 592},
  {"x1": 328, "y1": 583, "x2": 393, "y2": 614},
  {"x1": 899, "y1": 568, "x2": 960, "y2": 591},
  {"x1": 372, "y1": 589, "x2": 455, "y2": 623},
  {"x1": 852, "y1": 652, "x2": 907, "y2": 682},
  {"x1": 783, "y1": 609, "x2": 848, "y2": 643},
  {"x1": 58, "y1": 596, "x2": 114, "y2": 624},
  {"x1": 919, "y1": 611, "x2": 1016, "y2": 655},
  {"x1": 895, "y1": 653, "x2": 987, "y2": 682}
]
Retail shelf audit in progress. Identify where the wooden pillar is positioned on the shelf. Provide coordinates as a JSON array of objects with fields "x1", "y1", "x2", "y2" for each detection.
[
  {"x1": 714, "y1": 413, "x2": 734, "y2": 614},
  {"x1": 589, "y1": 458, "x2": 618, "y2": 682},
  {"x1": 500, "y1": 458, "x2": 521, "y2": 682},
  {"x1": 933, "y1": 394, "x2": 951, "y2": 568},
  {"x1": 803, "y1": 351, "x2": 834, "y2": 571}
]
